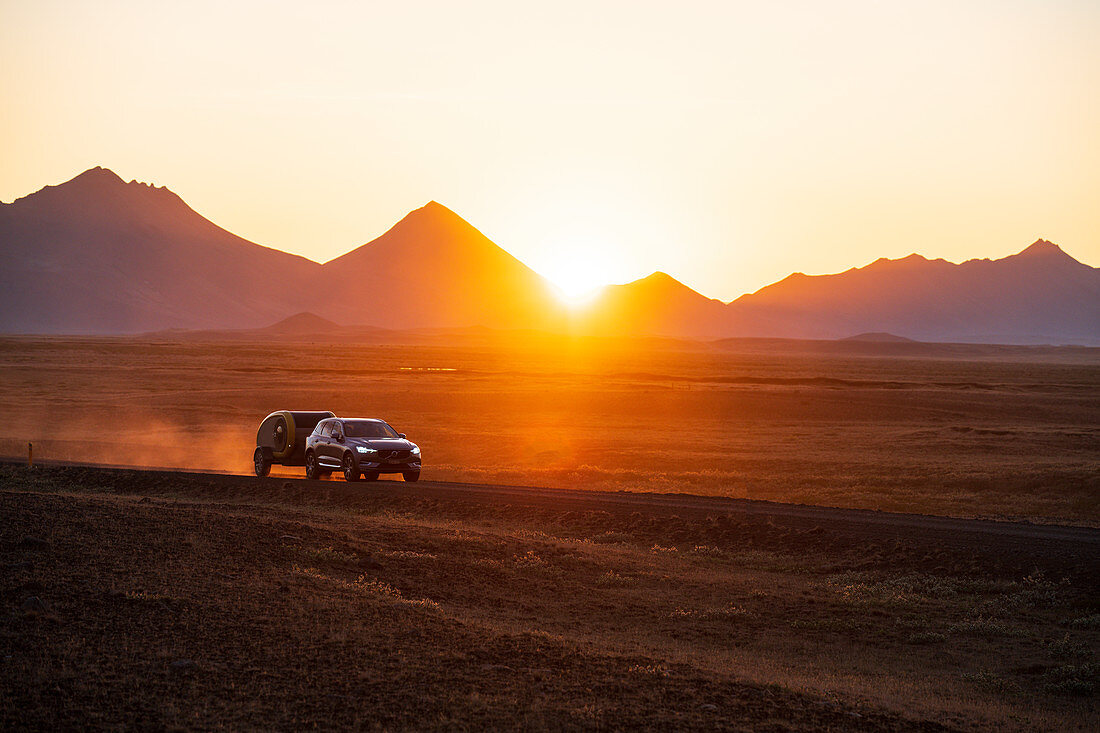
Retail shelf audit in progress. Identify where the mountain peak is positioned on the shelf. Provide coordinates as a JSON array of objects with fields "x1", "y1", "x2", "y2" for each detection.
[
  {"x1": 262, "y1": 312, "x2": 341, "y2": 334},
  {"x1": 410, "y1": 199, "x2": 459, "y2": 219},
  {"x1": 625, "y1": 272, "x2": 718, "y2": 303},
  {"x1": 864, "y1": 252, "x2": 931, "y2": 271},
  {"x1": 1018, "y1": 239, "x2": 1064, "y2": 257},
  {"x1": 13, "y1": 166, "x2": 188, "y2": 211},
  {"x1": 384, "y1": 200, "x2": 471, "y2": 236},
  {"x1": 1009, "y1": 239, "x2": 1087, "y2": 269},
  {"x1": 639, "y1": 271, "x2": 679, "y2": 285},
  {"x1": 841, "y1": 332, "x2": 917, "y2": 343},
  {"x1": 632, "y1": 271, "x2": 699, "y2": 294},
  {"x1": 70, "y1": 166, "x2": 125, "y2": 186}
]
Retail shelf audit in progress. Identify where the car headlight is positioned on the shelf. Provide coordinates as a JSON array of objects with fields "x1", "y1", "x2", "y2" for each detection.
[
  {"x1": 356, "y1": 446, "x2": 377, "y2": 455},
  {"x1": 410, "y1": 445, "x2": 421, "y2": 456}
]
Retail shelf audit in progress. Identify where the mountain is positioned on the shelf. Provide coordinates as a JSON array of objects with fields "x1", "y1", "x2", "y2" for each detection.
[
  {"x1": 725, "y1": 240, "x2": 1100, "y2": 344},
  {"x1": 841, "y1": 332, "x2": 917, "y2": 343},
  {"x1": 0, "y1": 167, "x2": 319, "y2": 333},
  {"x1": 261, "y1": 312, "x2": 342, "y2": 335},
  {"x1": 2, "y1": 167, "x2": 1097, "y2": 345},
  {"x1": 318, "y1": 202, "x2": 566, "y2": 330},
  {"x1": 0, "y1": 171, "x2": 565, "y2": 334},
  {"x1": 575, "y1": 272, "x2": 740, "y2": 339}
]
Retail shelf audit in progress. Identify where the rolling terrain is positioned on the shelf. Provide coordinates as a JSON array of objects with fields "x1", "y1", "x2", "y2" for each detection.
[{"x1": 2, "y1": 464, "x2": 1097, "y2": 730}]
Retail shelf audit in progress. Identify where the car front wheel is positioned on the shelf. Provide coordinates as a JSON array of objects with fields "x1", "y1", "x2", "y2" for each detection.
[
  {"x1": 305, "y1": 451, "x2": 321, "y2": 480},
  {"x1": 342, "y1": 453, "x2": 360, "y2": 482},
  {"x1": 403, "y1": 471, "x2": 420, "y2": 482}
]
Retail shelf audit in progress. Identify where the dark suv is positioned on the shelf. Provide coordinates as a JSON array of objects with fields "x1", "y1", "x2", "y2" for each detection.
[{"x1": 305, "y1": 417, "x2": 421, "y2": 482}]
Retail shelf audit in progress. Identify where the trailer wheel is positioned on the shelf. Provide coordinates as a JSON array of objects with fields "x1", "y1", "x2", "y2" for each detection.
[{"x1": 254, "y1": 447, "x2": 271, "y2": 477}]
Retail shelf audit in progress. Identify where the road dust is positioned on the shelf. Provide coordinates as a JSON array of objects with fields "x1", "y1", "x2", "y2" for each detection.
[{"x1": 2, "y1": 410, "x2": 253, "y2": 474}]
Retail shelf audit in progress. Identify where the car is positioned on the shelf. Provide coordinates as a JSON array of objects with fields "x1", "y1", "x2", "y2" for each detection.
[
  {"x1": 305, "y1": 417, "x2": 421, "y2": 482},
  {"x1": 254, "y1": 410, "x2": 335, "y2": 476}
]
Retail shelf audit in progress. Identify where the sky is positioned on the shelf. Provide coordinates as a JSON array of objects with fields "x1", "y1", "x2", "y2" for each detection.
[{"x1": 1, "y1": 0, "x2": 1098, "y2": 301}]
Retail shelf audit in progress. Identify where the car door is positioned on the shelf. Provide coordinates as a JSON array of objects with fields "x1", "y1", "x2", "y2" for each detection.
[
  {"x1": 314, "y1": 420, "x2": 333, "y2": 464},
  {"x1": 325, "y1": 420, "x2": 344, "y2": 465}
]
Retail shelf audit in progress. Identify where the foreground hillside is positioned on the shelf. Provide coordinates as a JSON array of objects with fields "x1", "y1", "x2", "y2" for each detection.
[{"x1": 1, "y1": 466, "x2": 1097, "y2": 730}]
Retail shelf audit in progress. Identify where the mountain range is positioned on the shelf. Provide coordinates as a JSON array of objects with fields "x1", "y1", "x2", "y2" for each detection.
[{"x1": 1, "y1": 167, "x2": 1097, "y2": 344}]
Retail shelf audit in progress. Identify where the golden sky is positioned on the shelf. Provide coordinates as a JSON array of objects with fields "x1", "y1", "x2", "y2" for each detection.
[{"x1": 2, "y1": 0, "x2": 1097, "y2": 300}]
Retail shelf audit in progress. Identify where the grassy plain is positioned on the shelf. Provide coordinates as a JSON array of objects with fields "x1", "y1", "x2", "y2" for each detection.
[
  {"x1": 0, "y1": 334, "x2": 1096, "y2": 521},
  {"x1": 1, "y1": 467, "x2": 1097, "y2": 730}
]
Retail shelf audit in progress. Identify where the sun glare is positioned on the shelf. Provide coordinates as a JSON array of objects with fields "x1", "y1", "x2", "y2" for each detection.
[
  {"x1": 551, "y1": 280, "x2": 606, "y2": 308},
  {"x1": 536, "y1": 236, "x2": 617, "y2": 308}
]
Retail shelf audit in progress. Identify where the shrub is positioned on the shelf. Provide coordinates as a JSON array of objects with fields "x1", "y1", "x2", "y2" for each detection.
[
  {"x1": 1047, "y1": 633, "x2": 1092, "y2": 661},
  {"x1": 1041, "y1": 663, "x2": 1097, "y2": 696},
  {"x1": 961, "y1": 670, "x2": 1017, "y2": 693},
  {"x1": 595, "y1": 570, "x2": 634, "y2": 587},
  {"x1": 1066, "y1": 614, "x2": 1100, "y2": 630},
  {"x1": 671, "y1": 605, "x2": 755, "y2": 621}
]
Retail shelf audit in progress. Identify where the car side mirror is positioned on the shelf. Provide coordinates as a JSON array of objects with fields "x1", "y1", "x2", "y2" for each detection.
[
  {"x1": 333, "y1": 432, "x2": 343, "y2": 442},
  {"x1": 398, "y1": 433, "x2": 406, "y2": 439}
]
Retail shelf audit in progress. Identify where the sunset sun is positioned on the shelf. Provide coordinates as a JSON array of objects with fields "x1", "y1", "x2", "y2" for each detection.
[{"x1": 536, "y1": 235, "x2": 617, "y2": 307}]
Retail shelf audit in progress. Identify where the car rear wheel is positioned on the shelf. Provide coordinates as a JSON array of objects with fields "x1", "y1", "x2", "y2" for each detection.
[
  {"x1": 342, "y1": 453, "x2": 360, "y2": 482},
  {"x1": 305, "y1": 451, "x2": 321, "y2": 480},
  {"x1": 254, "y1": 447, "x2": 271, "y2": 477},
  {"x1": 403, "y1": 471, "x2": 420, "y2": 482}
]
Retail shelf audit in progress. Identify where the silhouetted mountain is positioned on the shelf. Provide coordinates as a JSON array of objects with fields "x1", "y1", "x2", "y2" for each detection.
[
  {"x1": 841, "y1": 332, "x2": 917, "y2": 343},
  {"x1": 319, "y1": 202, "x2": 566, "y2": 330},
  {"x1": 2, "y1": 168, "x2": 1097, "y2": 345},
  {"x1": 0, "y1": 167, "x2": 319, "y2": 333},
  {"x1": 262, "y1": 312, "x2": 342, "y2": 335},
  {"x1": 576, "y1": 272, "x2": 740, "y2": 339},
  {"x1": 726, "y1": 240, "x2": 1100, "y2": 344}
]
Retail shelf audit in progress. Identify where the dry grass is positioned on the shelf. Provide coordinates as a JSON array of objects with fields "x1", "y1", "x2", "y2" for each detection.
[
  {"x1": 0, "y1": 336, "x2": 1096, "y2": 522},
  {"x1": 2, "y1": 468, "x2": 1097, "y2": 730}
]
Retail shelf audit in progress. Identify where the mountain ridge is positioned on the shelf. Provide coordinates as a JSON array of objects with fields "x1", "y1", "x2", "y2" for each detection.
[{"x1": 1, "y1": 167, "x2": 1097, "y2": 344}]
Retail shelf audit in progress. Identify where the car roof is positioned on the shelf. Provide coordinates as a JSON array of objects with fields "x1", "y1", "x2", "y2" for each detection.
[{"x1": 332, "y1": 417, "x2": 385, "y2": 422}]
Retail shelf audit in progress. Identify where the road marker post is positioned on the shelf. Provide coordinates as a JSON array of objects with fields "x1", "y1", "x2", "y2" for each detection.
[{"x1": 28, "y1": 442, "x2": 33, "y2": 467}]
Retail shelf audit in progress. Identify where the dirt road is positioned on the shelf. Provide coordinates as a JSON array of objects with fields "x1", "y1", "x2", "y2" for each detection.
[{"x1": 5, "y1": 459, "x2": 1097, "y2": 583}]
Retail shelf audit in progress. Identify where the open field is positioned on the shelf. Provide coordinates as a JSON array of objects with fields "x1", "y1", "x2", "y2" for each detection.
[
  {"x1": 0, "y1": 335, "x2": 1097, "y2": 521},
  {"x1": 2, "y1": 464, "x2": 1098, "y2": 730}
]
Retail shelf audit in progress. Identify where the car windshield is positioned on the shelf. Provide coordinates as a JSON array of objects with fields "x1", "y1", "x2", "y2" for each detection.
[{"x1": 343, "y1": 420, "x2": 399, "y2": 439}]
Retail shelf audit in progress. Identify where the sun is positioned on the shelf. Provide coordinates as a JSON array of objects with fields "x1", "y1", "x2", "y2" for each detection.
[
  {"x1": 548, "y1": 276, "x2": 607, "y2": 308},
  {"x1": 535, "y1": 236, "x2": 617, "y2": 309}
]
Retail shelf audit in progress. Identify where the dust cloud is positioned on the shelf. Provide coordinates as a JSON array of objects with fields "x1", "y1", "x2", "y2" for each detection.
[{"x1": 2, "y1": 410, "x2": 254, "y2": 474}]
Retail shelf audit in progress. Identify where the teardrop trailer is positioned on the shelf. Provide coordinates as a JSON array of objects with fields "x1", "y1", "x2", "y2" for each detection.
[
  {"x1": 253, "y1": 410, "x2": 334, "y2": 477},
  {"x1": 253, "y1": 410, "x2": 422, "y2": 482}
]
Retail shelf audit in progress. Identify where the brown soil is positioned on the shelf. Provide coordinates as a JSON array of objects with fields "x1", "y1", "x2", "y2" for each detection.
[{"x1": 2, "y1": 465, "x2": 1097, "y2": 731}]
